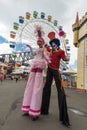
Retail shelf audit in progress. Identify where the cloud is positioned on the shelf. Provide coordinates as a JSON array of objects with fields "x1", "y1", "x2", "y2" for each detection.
[
  {"x1": 0, "y1": 23, "x2": 9, "y2": 38},
  {"x1": 0, "y1": 43, "x2": 13, "y2": 54}
]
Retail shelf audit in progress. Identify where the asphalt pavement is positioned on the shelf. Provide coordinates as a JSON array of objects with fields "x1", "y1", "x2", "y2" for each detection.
[{"x1": 0, "y1": 79, "x2": 87, "y2": 130}]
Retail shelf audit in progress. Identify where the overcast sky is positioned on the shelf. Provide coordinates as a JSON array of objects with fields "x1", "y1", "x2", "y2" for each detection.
[{"x1": 0, "y1": 0, "x2": 87, "y2": 68}]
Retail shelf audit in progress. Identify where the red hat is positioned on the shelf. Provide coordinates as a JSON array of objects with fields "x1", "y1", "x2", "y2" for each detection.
[{"x1": 48, "y1": 32, "x2": 55, "y2": 40}]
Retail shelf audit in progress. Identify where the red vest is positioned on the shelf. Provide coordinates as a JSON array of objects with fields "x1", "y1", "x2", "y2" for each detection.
[{"x1": 49, "y1": 49, "x2": 66, "y2": 69}]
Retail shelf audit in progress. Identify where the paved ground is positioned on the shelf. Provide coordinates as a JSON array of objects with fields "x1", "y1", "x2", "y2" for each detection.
[{"x1": 0, "y1": 79, "x2": 87, "y2": 130}]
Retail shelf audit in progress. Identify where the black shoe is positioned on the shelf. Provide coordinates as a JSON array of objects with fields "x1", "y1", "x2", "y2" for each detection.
[
  {"x1": 62, "y1": 122, "x2": 72, "y2": 128},
  {"x1": 32, "y1": 117, "x2": 39, "y2": 121},
  {"x1": 41, "y1": 111, "x2": 49, "y2": 115},
  {"x1": 22, "y1": 112, "x2": 29, "y2": 116}
]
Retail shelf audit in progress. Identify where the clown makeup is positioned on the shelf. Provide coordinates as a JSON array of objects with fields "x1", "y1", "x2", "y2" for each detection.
[
  {"x1": 52, "y1": 43, "x2": 58, "y2": 51},
  {"x1": 37, "y1": 41, "x2": 43, "y2": 48}
]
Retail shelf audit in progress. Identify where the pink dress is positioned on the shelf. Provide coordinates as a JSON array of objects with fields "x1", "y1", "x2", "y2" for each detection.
[{"x1": 21, "y1": 48, "x2": 49, "y2": 117}]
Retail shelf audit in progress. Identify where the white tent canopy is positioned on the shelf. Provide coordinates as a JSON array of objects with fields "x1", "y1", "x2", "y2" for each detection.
[{"x1": 62, "y1": 68, "x2": 77, "y2": 74}]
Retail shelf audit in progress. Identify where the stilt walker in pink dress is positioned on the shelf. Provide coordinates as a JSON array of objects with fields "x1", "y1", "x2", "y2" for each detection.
[{"x1": 21, "y1": 26, "x2": 51, "y2": 121}]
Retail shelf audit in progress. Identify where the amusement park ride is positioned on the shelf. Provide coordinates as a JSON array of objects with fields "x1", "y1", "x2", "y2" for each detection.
[{"x1": 1, "y1": 11, "x2": 71, "y2": 71}]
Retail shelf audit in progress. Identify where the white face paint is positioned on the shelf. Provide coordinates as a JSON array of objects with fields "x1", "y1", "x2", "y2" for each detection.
[{"x1": 52, "y1": 43, "x2": 58, "y2": 51}]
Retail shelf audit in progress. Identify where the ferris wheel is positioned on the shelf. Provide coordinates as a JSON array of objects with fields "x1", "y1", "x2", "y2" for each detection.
[{"x1": 9, "y1": 11, "x2": 70, "y2": 66}]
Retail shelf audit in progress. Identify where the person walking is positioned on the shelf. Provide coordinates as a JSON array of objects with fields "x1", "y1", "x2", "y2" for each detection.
[
  {"x1": 41, "y1": 32, "x2": 71, "y2": 128},
  {"x1": 0, "y1": 72, "x2": 4, "y2": 84}
]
